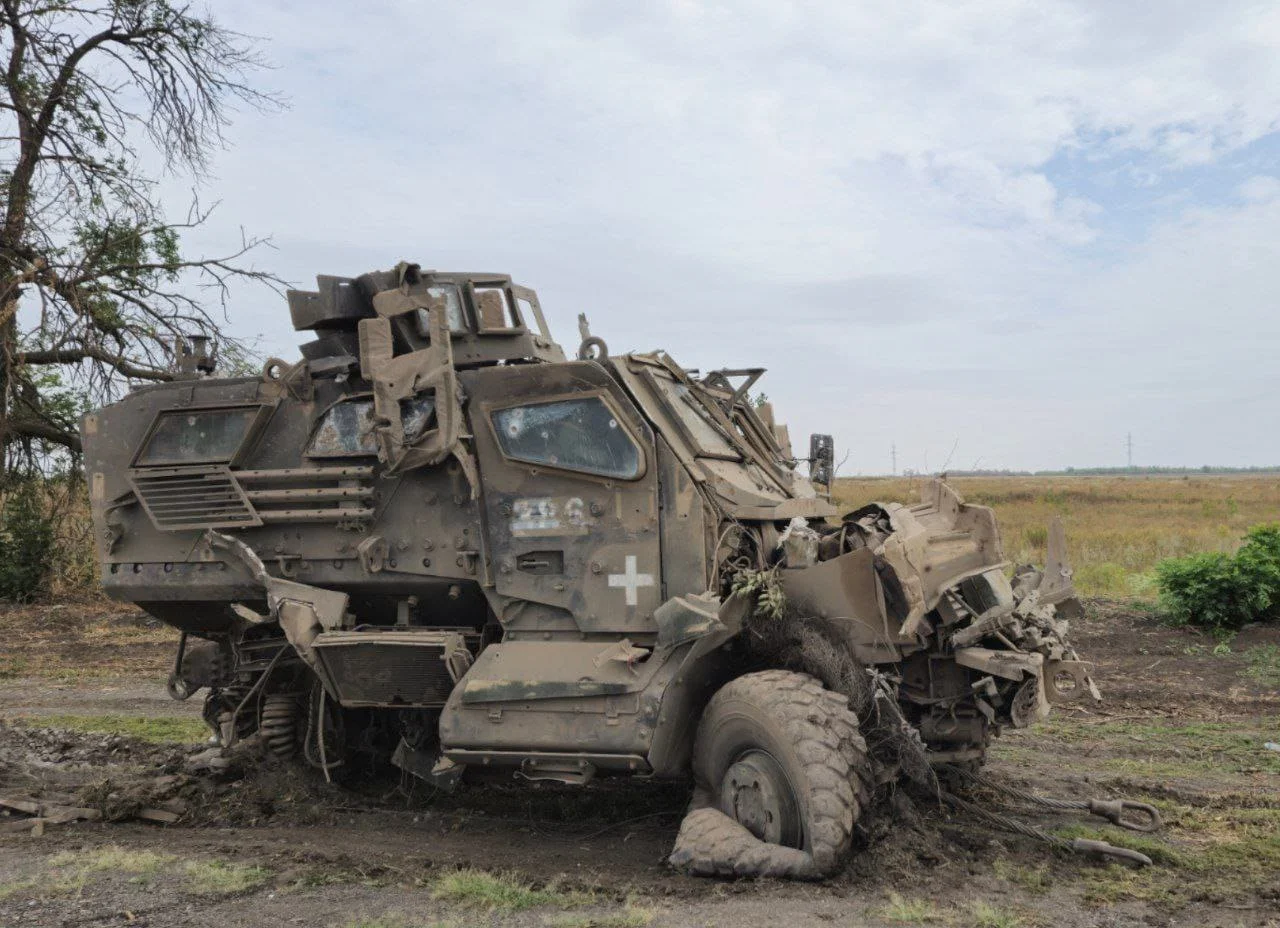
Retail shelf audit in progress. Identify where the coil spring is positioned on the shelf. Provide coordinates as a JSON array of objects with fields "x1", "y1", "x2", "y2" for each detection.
[{"x1": 259, "y1": 693, "x2": 301, "y2": 759}]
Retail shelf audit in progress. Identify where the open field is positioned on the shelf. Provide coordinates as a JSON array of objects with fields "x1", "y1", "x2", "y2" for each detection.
[
  {"x1": 1, "y1": 600, "x2": 1278, "y2": 927},
  {"x1": 834, "y1": 474, "x2": 1280, "y2": 599},
  {"x1": 1, "y1": 474, "x2": 1278, "y2": 925}
]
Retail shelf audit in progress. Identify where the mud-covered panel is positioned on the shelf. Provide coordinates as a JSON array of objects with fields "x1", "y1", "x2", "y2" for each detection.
[
  {"x1": 439, "y1": 639, "x2": 678, "y2": 757},
  {"x1": 462, "y1": 362, "x2": 662, "y2": 634},
  {"x1": 657, "y1": 436, "x2": 709, "y2": 599}
]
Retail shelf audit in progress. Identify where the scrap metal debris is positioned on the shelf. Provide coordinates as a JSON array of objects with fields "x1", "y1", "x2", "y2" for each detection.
[{"x1": 0, "y1": 790, "x2": 186, "y2": 834}]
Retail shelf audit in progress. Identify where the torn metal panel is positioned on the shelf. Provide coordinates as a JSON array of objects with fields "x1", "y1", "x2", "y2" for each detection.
[
  {"x1": 654, "y1": 592, "x2": 724, "y2": 650},
  {"x1": 777, "y1": 547, "x2": 908, "y2": 663},
  {"x1": 954, "y1": 646, "x2": 1044, "y2": 681},
  {"x1": 849, "y1": 479, "x2": 1006, "y2": 637},
  {"x1": 204, "y1": 529, "x2": 349, "y2": 697}
]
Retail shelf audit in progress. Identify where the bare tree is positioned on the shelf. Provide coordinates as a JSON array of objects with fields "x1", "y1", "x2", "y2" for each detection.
[{"x1": 0, "y1": 0, "x2": 283, "y2": 462}]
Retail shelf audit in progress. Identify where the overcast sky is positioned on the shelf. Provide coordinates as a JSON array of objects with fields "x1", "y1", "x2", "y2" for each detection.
[{"x1": 168, "y1": 0, "x2": 1280, "y2": 473}]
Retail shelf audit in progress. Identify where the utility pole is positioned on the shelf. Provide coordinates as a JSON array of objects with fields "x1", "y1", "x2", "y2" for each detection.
[
  {"x1": 1127, "y1": 432, "x2": 1133, "y2": 469},
  {"x1": 891, "y1": 442, "x2": 897, "y2": 476}
]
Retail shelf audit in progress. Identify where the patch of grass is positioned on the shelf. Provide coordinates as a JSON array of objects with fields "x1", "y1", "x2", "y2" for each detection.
[
  {"x1": 968, "y1": 901, "x2": 1025, "y2": 928},
  {"x1": 0, "y1": 879, "x2": 39, "y2": 901},
  {"x1": 1074, "y1": 562, "x2": 1130, "y2": 597},
  {"x1": 0, "y1": 654, "x2": 30, "y2": 678},
  {"x1": 1027, "y1": 716, "x2": 1280, "y2": 778},
  {"x1": 5, "y1": 847, "x2": 272, "y2": 902},
  {"x1": 430, "y1": 868, "x2": 594, "y2": 912},
  {"x1": 877, "y1": 892, "x2": 944, "y2": 923},
  {"x1": 342, "y1": 918, "x2": 454, "y2": 928},
  {"x1": 548, "y1": 907, "x2": 655, "y2": 928},
  {"x1": 0, "y1": 875, "x2": 84, "y2": 900},
  {"x1": 49, "y1": 846, "x2": 175, "y2": 875},
  {"x1": 992, "y1": 858, "x2": 1051, "y2": 894},
  {"x1": 2, "y1": 846, "x2": 177, "y2": 901},
  {"x1": 1243, "y1": 643, "x2": 1280, "y2": 686},
  {"x1": 1081, "y1": 864, "x2": 1179, "y2": 906},
  {"x1": 1061, "y1": 816, "x2": 1280, "y2": 906},
  {"x1": 11, "y1": 713, "x2": 208, "y2": 743},
  {"x1": 181, "y1": 859, "x2": 271, "y2": 895}
]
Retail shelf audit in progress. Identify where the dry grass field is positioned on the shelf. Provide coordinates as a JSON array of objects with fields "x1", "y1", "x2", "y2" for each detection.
[
  {"x1": 833, "y1": 473, "x2": 1280, "y2": 599},
  {"x1": 2, "y1": 475, "x2": 1278, "y2": 926}
]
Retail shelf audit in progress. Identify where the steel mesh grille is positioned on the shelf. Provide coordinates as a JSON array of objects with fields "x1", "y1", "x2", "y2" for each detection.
[{"x1": 130, "y1": 469, "x2": 259, "y2": 531}]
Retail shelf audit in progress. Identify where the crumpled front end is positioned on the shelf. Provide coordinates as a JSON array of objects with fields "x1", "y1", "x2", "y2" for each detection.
[
  {"x1": 876, "y1": 482, "x2": 1097, "y2": 761},
  {"x1": 780, "y1": 479, "x2": 1097, "y2": 765}
]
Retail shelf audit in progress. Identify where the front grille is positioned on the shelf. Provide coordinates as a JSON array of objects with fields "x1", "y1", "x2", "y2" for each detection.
[
  {"x1": 130, "y1": 468, "x2": 260, "y2": 531},
  {"x1": 311, "y1": 630, "x2": 471, "y2": 707},
  {"x1": 128, "y1": 465, "x2": 377, "y2": 532}
]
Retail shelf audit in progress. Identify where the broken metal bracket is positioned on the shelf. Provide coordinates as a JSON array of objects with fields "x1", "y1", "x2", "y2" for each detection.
[{"x1": 390, "y1": 739, "x2": 465, "y2": 793}]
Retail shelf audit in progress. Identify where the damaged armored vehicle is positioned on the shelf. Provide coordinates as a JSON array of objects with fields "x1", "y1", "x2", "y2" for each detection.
[{"x1": 81, "y1": 263, "x2": 1094, "y2": 878}]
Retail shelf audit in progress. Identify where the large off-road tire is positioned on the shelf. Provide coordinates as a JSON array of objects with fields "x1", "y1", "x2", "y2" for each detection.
[{"x1": 670, "y1": 669, "x2": 873, "y2": 879}]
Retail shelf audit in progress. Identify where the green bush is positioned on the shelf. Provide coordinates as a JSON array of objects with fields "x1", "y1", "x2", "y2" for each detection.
[
  {"x1": 0, "y1": 479, "x2": 57, "y2": 602},
  {"x1": 1243, "y1": 523, "x2": 1280, "y2": 562},
  {"x1": 1155, "y1": 524, "x2": 1280, "y2": 630}
]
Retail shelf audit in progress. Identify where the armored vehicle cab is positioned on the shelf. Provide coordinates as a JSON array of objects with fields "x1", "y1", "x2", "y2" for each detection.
[{"x1": 82, "y1": 262, "x2": 1094, "y2": 878}]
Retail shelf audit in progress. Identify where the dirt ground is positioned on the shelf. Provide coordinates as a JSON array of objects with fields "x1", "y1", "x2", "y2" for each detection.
[{"x1": 1, "y1": 601, "x2": 1277, "y2": 928}]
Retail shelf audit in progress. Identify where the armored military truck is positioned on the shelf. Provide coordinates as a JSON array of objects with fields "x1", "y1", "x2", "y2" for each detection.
[{"x1": 81, "y1": 262, "x2": 1094, "y2": 877}]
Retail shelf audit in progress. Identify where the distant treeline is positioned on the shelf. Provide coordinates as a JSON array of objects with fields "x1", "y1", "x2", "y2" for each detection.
[{"x1": 869, "y1": 466, "x2": 1280, "y2": 478}]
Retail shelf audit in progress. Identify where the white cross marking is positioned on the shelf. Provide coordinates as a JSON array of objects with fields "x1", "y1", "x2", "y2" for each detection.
[{"x1": 608, "y1": 554, "x2": 655, "y2": 606}]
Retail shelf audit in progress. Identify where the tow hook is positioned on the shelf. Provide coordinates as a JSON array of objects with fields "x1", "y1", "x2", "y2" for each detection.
[{"x1": 1087, "y1": 798, "x2": 1162, "y2": 833}]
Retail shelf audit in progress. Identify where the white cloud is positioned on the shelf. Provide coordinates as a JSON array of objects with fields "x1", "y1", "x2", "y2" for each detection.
[{"x1": 157, "y1": 0, "x2": 1280, "y2": 469}]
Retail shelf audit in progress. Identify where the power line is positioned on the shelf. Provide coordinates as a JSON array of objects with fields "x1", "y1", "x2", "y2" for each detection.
[
  {"x1": 1127, "y1": 432, "x2": 1133, "y2": 469},
  {"x1": 891, "y1": 442, "x2": 897, "y2": 476}
]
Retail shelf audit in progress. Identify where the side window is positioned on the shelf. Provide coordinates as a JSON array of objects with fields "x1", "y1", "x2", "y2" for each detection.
[
  {"x1": 307, "y1": 394, "x2": 436, "y2": 457},
  {"x1": 135, "y1": 406, "x2": 263, "y2": 466},
  {"x1": 516, "y1": 296, "x2": 541, "y2": 334},
  {"x1": 493, "y1": 397, "x2": 641, "y2": 479},
  {"x1": 474, "y1": 286, "x2": 520, "y2": 330},
  {"x1": 415, "y1": 284, "x2": 467, "y2": 336}
]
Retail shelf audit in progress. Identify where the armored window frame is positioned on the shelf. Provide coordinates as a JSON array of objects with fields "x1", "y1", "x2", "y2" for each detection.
[
  {"x1": 304, "y1": 392, "x2": 437, "y2": 459},
  {"x1": 413, "y1": 282, "x2": 470, "y2": 338},
  {"x1": 485, "y1": 391, "x2": 647, "y2": 482},
  {"x1": 511, "y1": 283, "x2": 553, "y2": 341},
  {"x1": 465, "y1": 281, "x2": 525, "y2": 333},
  {"x1": 131, "y1": 403, "x2": 273, "y2": 468},
  {"x1": 640, "y1": 369, "x2": 742, "y2": 461}
]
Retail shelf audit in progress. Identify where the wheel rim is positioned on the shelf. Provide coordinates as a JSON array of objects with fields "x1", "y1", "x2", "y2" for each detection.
[{"x1": 718, "y1": 749, "x2": 802, "y2": 847}]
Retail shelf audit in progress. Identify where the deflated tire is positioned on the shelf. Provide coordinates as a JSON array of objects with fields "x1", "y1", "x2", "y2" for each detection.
[{"x1": 669, "y1": 669, "x2": 873, "y2": 879}]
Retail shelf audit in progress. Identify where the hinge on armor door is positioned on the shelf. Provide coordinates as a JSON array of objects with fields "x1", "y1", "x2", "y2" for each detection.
[
  {"x1": 358, "y1": 535, "x2": 389, "y2": 573},
  {"x1": 457, "y1": 548, "x2": 480, "y2": 576},
  {"x1": 487, "y1": 707, "x2": 503, "y2": 723}
]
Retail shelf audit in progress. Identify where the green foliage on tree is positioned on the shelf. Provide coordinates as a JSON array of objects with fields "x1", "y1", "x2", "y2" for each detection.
[
  {"x1": 1156, "y1": 524, "x2": 1280, "y2": 631},
  {"x1": 0, "y1": 0, "x2": 281, "y2": 463},
  {"x1": 0, "y1": 476, "x2": 55, "y2": 601}
]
